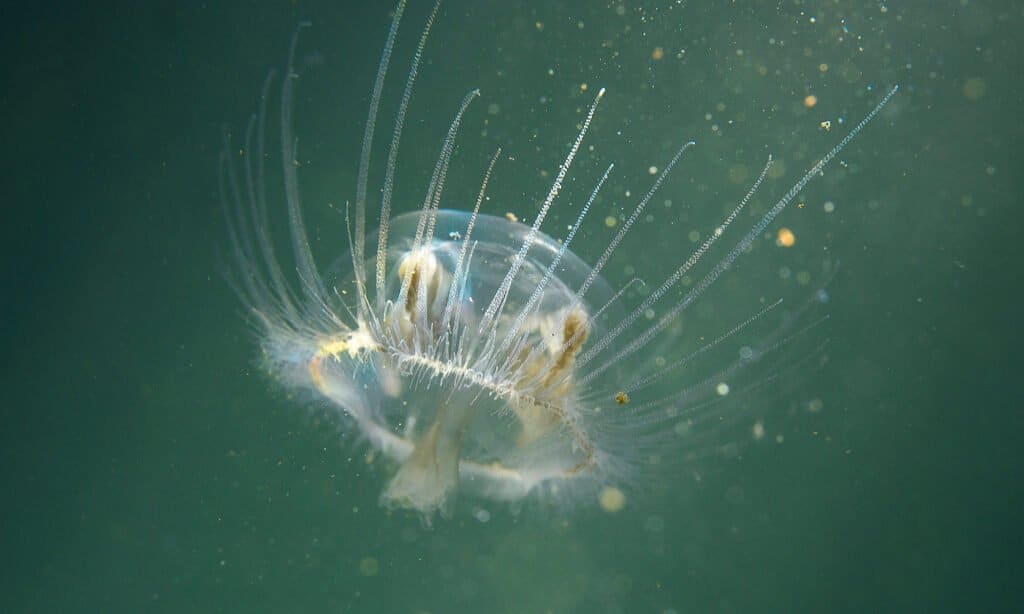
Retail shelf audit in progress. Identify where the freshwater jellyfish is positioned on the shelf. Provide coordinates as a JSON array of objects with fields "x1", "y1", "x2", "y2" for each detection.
[{"x1": 222, "y1": 0, "x2": 897, "y2": 522}]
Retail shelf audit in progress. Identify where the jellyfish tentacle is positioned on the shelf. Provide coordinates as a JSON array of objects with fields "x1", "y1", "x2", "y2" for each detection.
[{"x1": 376, "y1": 0, "x2": 443, "y2": 309}]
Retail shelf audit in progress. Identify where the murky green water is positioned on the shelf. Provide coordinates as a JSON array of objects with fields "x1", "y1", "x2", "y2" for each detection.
[{"x1": 2, "y1": 1, "x2": 1019, "y2": 612}]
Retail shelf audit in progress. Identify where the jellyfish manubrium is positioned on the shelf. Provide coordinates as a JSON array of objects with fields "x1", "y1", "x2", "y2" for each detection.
[{"x1": 222, "y1": 0, "x2": 897, "y2": 522}]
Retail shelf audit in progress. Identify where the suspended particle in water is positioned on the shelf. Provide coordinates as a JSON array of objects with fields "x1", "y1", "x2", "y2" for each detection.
[
  {"x1": 776, "y1": 227, "x2": 796, "y2": 247},
  {"x1": 599, "y1": 487, "x2": 627, "y2": 513}
]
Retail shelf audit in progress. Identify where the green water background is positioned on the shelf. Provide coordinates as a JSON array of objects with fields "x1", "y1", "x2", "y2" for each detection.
[{"x1": 2, "y1": 1, "x2": 1019, "y2": 612}]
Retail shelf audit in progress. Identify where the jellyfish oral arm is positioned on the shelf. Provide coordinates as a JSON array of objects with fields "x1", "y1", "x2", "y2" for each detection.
[{"x1": 380, "y1": 400, "x2": 473, "y2": 520}]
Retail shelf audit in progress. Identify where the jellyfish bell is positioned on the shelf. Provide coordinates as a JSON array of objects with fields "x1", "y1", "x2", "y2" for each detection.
[{"x1": 222, "y1": 0, "x2": 897, "y2": 523}]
